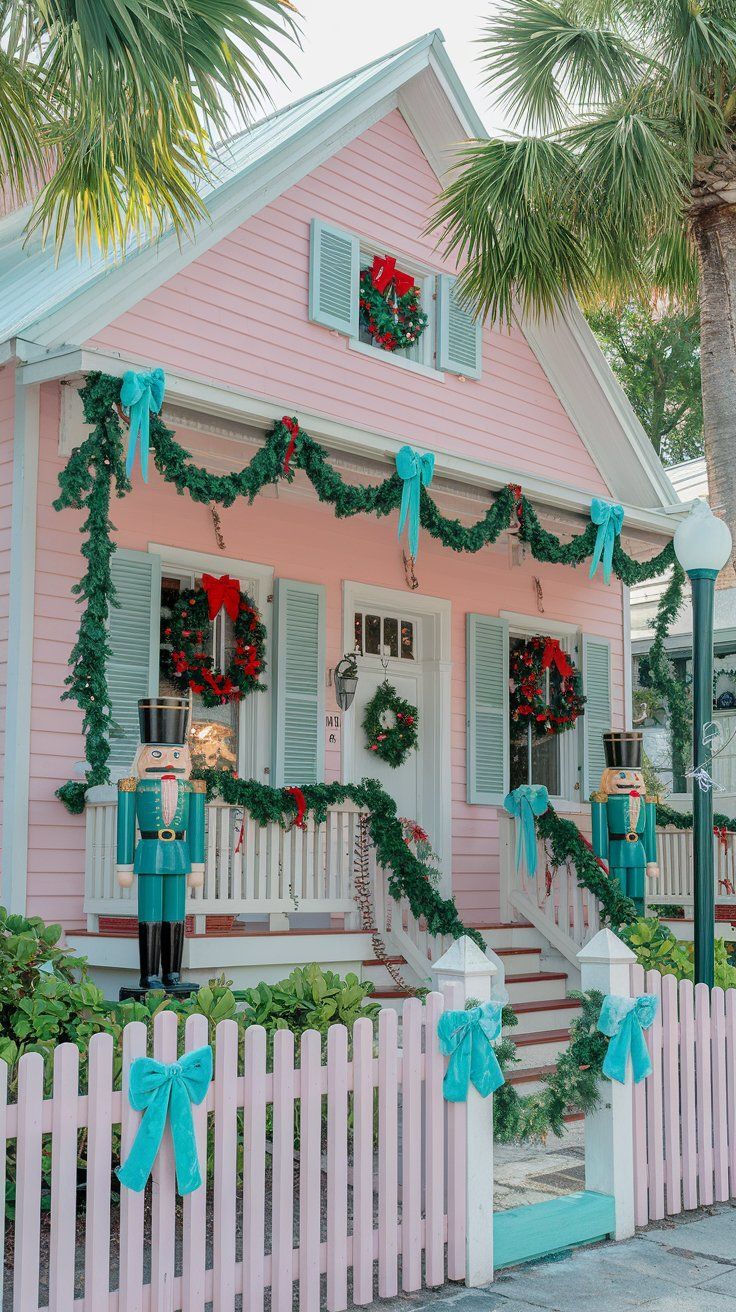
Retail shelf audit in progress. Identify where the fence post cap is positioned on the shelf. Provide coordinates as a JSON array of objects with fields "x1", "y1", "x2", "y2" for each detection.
[
  {"x1": 432, "y1": 934, "x2": 499, "y2": 979},
  {"x1": 577, "y1": 927, "x2": 635, "y2": 966}
]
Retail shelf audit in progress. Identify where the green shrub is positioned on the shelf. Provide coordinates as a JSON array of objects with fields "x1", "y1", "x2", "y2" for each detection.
[
  {"x1": 620, "y1": 916, "x2": 736, "y2": 990},
  {"x1": 236, "y1": 964, "x2": 379, "y2": 1041}
]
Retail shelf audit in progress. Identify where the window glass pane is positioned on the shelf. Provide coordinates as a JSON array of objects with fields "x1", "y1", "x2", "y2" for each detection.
[
  {"x1": 354, "y1": 612, "x2": 363, "y2": 655},
  {"x1": 383, "y1": 617, "x2": 399, "y2": 658},
  {"x1": 509, "y1": 721, "x2": 530, "y2": 790},
  {"x1": 400, "y1": 621, "x2": 414, "y2": 660},
  {"x1": 365, "y1": 614, "x2": 381, "y2": 655}
]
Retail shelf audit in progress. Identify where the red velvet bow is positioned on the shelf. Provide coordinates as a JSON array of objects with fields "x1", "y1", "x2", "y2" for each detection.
[
  {"x1": 285, "y1": 786, "x2": 307, "y2": 829},
  {"x1": 541, "y1": 638, "x2": 573, "y2": 679},
  {"x1": 282, "y1": 416, "x2": 300, "y2": 476},
  {"x1": 715, "y1": 824, "x2": 730, "y2": 853},
  {"x1": 201, "y1": 573, "x2": 241, "y2": 622},
  {"x1": 370, "y1": 255, "x2": 414, "y2": 298}
]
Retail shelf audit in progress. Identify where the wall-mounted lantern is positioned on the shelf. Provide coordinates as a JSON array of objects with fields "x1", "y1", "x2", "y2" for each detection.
[{"x1": 334, "y1": 653, "x2": 359, "y2": 711}]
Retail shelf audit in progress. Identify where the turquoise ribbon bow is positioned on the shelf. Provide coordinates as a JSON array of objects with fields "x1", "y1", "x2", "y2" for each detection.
[
  {"x1": 437, "y1": 1001, "x2": 506, "y2": 1102},
  {"x1": 598, "y1": 994, "x2": 659, "y2": 1084},
  {"x1": 120, "y1": 368, "x2": 166, "y2": 483},
  {"x1": 503, "y1": 785, "x2": 549, "y2": 877},
  {"x1": 396, "y1": 445, "x2": 435, "y2": 558},
  {"x1": 589, "y1": 498, "x2": 624, "y2": 585},
  {"x1": 117, "y1": 1045, "x2": 212, "y2": 1195}
]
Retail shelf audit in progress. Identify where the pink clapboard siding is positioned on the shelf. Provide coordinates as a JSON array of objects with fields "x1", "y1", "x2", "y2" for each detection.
[
  {"x1": 1, "y1": 992, "x2": 464, "y2": 1312},
  {"x1": 89, "y1": 110, "x2": 611, "y2": 498},
  {"x1": 632, "y1": 965, "x2": 736, "y2": 1224},
  {"x1": 28, "y1": 391, "x2": 625, "y2": 928},
  {"x1": 0, "y1": 363, "x2": 13, "y2": 887}
]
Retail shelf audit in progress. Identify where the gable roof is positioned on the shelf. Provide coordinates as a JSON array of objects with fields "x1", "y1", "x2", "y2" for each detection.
[{"x1": 0, "y1": 29, "x2": 677, "y2": 511}]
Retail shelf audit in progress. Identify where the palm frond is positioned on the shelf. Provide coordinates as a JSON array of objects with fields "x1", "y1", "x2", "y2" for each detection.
[{"x1": 0, "y1": 47, "x2": 44, "y2": 202}]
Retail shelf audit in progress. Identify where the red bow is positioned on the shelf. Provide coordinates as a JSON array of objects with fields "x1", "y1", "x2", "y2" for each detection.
[
  {"x1": 282, "y1": 416, "x2": 300, "y2": 476},
  {"x1": 715, "y1": 824, "x2": 730, "y2": 853},
  {"x1": 370, "y1": 255, "x2": 415, "y2": 298},
  {"x1": 201, "y1": 573, "x2": 241, "y2": 622},
  {"x1": 285, "y1": 786, "x2": 307, "y2": 829},
  {"x1": 541, "y1": 638, "x2": 573, "y2": 679}
]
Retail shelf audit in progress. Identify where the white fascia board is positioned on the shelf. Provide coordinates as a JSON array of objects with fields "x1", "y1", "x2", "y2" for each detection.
[{"x1": 21, "y1": 343, "x2": 683, "y2": 540}]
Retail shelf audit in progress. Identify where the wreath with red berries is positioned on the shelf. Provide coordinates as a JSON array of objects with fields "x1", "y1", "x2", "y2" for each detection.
[
  {"x1": 164, "y1": 578, "x2": 267, "y2": 708},
  {"x1": 359, "y1": 264, "x2": 428, "y2": 353},
  {"x1": 362, "y1": 680, "x2": 419, "y2": 768},
  {"x1": 510, "y1": 636, "x2": 585, "y2": 736}
]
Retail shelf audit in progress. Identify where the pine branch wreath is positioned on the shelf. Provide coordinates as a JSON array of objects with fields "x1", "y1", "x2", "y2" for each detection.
[{"x1": 362, "y1": 681, "x2": 418, "y2": 768}]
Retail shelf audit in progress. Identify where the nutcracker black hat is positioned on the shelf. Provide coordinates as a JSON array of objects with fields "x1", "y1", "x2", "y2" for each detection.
[
  {"x1": 603, "y1": 730, "x2": 643, "y2": 769},
  {"x1": 138, "y1": 697, "x2": 189, "y2": 745}
]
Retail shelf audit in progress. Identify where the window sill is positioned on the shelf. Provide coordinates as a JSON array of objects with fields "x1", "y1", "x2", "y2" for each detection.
[{"x1": 348, "y1": 337, "x2": 445, "y2": 382}]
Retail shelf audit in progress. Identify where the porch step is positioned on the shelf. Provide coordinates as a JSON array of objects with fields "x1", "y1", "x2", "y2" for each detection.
[
  {"x1": 477, "y1": 923, "x2": 542, "y2": 952},
  {"x1": 504, "y1": 971, "x2": 568, "y2": 1006},
  {"x1": 495, "y1": 946, "x2": 543, "y2": 974},
  {"x1": 506, "y1": 996, "x2": 581, "y2": 1038},
  {"x1": 512, "y1": 1028, "x2": 573, "y2": 1068}
]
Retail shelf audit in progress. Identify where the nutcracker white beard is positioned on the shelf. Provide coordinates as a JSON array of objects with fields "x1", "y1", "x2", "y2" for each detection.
[{"x1": 160, "y1": 774, "x2": 179, "y2": 826}]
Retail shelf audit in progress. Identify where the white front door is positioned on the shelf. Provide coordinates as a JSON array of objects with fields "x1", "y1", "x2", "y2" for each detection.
[{"x1": 343, "y1": 584, "x2": 451, "y2": 886}]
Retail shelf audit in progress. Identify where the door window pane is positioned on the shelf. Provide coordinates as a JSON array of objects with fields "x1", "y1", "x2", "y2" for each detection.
[
  {"x1": 383, "y1": 617, "x2": 399, "y2": 658},
  {"x1": 401, "y1": 621, "x2": 414, "y2": 660},
  {"x1": 365, "y1": 614, "x2": 381, "y2": 655}
]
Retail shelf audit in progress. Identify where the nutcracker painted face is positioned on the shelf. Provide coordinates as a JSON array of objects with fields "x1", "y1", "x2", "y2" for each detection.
[
  {"x1": 136, "y1": 743, "x2": 191, "y2": 779},
  {"x1": 599, "y1": 767, "x2": 645, "y2": 797}
]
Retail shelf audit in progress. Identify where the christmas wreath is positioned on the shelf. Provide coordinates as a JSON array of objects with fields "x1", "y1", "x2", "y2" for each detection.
[
  {"x1": 164, "y1": 573, "x2": 267, "y2": 708},
  {"x1": 510, "y1": 636, "x2": 585, "y2": 736},
  {"x1": 363, "y1": 680, "x2": 418, "y2": 767},
  {"x1": 359, "y1": 255, "x2": 428, "y2": 353}
]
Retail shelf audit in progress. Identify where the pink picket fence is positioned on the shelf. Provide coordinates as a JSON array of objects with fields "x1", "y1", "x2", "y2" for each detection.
[
  {"x1": 632, "y1": 965, "x2": 736, "y2": 1225},
  {"x1": 2, "y1": 991, "x2": 466, "y2": 1312}
]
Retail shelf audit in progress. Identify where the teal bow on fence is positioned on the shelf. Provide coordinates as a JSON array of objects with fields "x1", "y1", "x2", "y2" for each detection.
[
  {"x1": 503, "y1": 784, "x2": 549, "y2": 877},
  {"x1": 396, "y1": 445, "x2": 435, "y2": 558},
  {"x1": 120, "y1": 368, "x2": 166, "y2": 483},
  {"x1": 589, "y1": 498, "x2": 624, "y2": 585},
  {"x1": 117, "y1": 1045, "x2": 212, "y2": 1195},
  {"x1": 437, "y1": 1000, "x2": 505, "y2": 1102},
  {"x1": 598, "y1": 994, "x2": 658, "y2": 1084}
]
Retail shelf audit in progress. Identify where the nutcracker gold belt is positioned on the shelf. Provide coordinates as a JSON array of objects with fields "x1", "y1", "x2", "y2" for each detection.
[
  {"x1": 610, "y1": 832, "x2": 640, "y2": 843},
  {"x1": 140, "y1": 829, "x2": 184, "y2": 841}
]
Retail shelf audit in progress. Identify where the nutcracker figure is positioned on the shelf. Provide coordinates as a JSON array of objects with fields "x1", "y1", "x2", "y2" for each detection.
[
  {"x1": 590, "y1": 730, "x2": 659, "y2": 916},
  {"x1": 116, "y1": 697, "x2": 206, "y2": 998}
]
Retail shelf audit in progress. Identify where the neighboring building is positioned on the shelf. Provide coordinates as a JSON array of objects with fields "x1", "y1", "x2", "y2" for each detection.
[
  {"x1": 631, "y1": 458, "x2": 736, "y2": 810},
  {"x1": 0, "y1": 34, "x2": 679, "y2": 1053}
]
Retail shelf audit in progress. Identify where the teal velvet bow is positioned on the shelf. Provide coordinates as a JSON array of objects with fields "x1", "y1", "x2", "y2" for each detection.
[
  {"x1": 589, "y1": 498, "x2": 624, "y2": 585},
  {"x1": 120, "y1": 367, "x2": 166, "y2": 483},
  {"x1": 598, "y1": 994, "x2": 659, "y2": 1084},
  {"x1": 117, "y1": 1045, "x2": 212, "y2": 1195},
  {"x1": 396, "y1": 445, "x2": 435, "y2": 558},
  {"x1": 503, "y1": 784, "x2": 549, "y2": 877},
  {"x1": 437, "y1": 1000, "x2": 505, "y2": 1102}
]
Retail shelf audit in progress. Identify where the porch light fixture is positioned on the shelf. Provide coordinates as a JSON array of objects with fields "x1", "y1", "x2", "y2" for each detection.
[
  {"x1": 334, "y1": 653, "x2": 359, "y2": 711},
  {"x1": 673, "y1": 498, "x2": 733, "y2": 987}
]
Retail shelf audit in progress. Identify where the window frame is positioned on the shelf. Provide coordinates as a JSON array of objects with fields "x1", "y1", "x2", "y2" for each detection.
[{"x1": 348, "y1": 238, "x2": 443, "y2": 379}]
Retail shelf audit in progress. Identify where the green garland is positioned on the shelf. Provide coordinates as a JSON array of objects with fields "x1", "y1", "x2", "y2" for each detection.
[
  {"x1": 192, "y1": 770, "x2": 485, "y2": 948},
  {"x1": 537, "y1": 803, "x2": 637, "y2": 929},
  {"x1": 641, "y1": 563, "x2": 690, "y2": 785},
  {"x1": 54, "y1": 373, "x2": 682, "y2": 804},
  {"x1": 494, "y1": 989, "x2": 608, "y2": 1142},
  {"x1": 362, "y1": 681, "x2": 418, "y2": 767},
  {"x1": 656, "y1": 800, "x2": 736, "y2": 833}
]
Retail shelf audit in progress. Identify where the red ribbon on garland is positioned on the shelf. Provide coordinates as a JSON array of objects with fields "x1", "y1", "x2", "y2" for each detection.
[
  {"x1": 201, "y1": 573, "x2": 240, "y2": 622},
  {"x1": 285, "y1": 786, "x2": 307, "y2": 829},
  {"x1": 370, "y1": 255, "x2": 415, "y2": 298},
  {"x1": 541, "y1": 638, "x2": 574, "y2": 679},
  {"x1": 715, "y1": 824, "x2": 730, "y2": 854},
  {"x1": 282, "y1": 416, "x2": 300, "y2": 475}
]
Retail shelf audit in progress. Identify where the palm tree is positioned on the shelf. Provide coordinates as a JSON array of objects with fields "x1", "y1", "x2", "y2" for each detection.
[
  {"x1": 435, "y1": 0, "x2": 736, "y2": 570},
  {"x1": 0, "y1": 0, "x2": 298, "y2": 254}
]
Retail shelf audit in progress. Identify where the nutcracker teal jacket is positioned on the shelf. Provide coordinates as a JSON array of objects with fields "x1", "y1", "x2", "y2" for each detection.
[
  {"x1": 591, "y1": 793, "x2": 657, "y2": 869},
  {"x1": 117, "y1": 778, "x2": 206, "y2": 875}
]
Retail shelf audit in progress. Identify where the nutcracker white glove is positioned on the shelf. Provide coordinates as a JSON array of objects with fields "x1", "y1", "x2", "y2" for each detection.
[
  {"x1": 646, "y1": 862, "x2": 660, "y2": 880},
  {"x1": 188, "y1": 863, "x2": 205, "y2": 890},
  {"x1": 116, "y1": 864, "x2": 134, "y2": 889}
]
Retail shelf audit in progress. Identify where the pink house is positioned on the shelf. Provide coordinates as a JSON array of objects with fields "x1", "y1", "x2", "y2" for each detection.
[{"x1": 0, "y1": 34, "x2": 678, "y2": 1059}]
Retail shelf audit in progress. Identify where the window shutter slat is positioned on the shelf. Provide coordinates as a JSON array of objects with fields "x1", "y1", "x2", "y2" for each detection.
[
  {"x1": 309, "y1": 219, "x2": 359, "y2": 336},
  {"x1": 582, "y1": 635, "x2": 612, "y2": 799},
  {"x1": 467, "y1": 613, "x2": 508, "y2": 804},
  {"x1": 107, "y1": 549, "x2": 161, "y2": 776},
  {"x1": 438, "y1": 275, "x2": 482, "y2": 379},
  {"x1": 272, "y1": 579, "x2": 326, "y2": 786}
]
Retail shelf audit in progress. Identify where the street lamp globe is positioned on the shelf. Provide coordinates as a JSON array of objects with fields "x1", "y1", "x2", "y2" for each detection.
[{"x1": 673, "y1": 498, "x2": 732, "y2": 577}]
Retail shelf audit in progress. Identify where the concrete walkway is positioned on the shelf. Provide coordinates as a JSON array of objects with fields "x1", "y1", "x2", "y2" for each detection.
[{"x1": 386, "y1": 1204, "x2": 736, "y2": 1311}]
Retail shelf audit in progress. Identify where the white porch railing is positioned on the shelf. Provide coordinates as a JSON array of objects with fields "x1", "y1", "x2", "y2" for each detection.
[{"x1": 648, "y1": 825, "x2": 736, "y2": 912}]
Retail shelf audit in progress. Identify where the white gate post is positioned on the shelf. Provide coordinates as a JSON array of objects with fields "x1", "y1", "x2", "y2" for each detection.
[
  {"x1": 432, "y1": 935, "x2": 497, "y2": 1287},
  {"x1": 577, "y1": 927, "x2": 636, "y2": 1241}
]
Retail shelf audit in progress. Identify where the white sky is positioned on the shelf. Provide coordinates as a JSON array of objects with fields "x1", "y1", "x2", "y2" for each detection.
[{"x1": 258, "y1": 1, "x2": 508, "y2": 133}]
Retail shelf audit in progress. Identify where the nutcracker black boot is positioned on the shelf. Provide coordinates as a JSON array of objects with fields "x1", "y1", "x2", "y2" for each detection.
[
  {"x1": 161, "y1": 920, "x2": 194, "y2": 994},
  {"x1": 138, "y1": 921, "x2": 164, "y2": 991}
]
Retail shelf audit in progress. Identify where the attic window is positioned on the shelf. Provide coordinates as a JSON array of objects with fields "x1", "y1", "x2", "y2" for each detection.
[{"x1": 358, "y1": 253, "x2": 433, "y2": 366}]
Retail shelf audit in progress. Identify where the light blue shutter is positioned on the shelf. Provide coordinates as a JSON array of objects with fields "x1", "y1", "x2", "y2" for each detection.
[
  {"x1": 272, "y1": 579, "x2": 326, "y2": 786},
  {"x1": 107, "y1": 549, "x2": 161, "y2": 775},
  {"x1": 437, "y1": 275, "x2": 482, "y2": 379},
  {"x1": 467, "y1": 614, "x2": 508, "y2": 804},
  {"x1": 582, "y1": 635, "x2": 612, "y2": 798},
  {"x1": 309, "y1": 219, "x2": 359, "y2": 336}
]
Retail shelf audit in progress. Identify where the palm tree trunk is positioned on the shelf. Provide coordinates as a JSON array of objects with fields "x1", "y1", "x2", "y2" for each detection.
[{"x1": 692, "y1": 203, "x2": 736, "y2": 584}]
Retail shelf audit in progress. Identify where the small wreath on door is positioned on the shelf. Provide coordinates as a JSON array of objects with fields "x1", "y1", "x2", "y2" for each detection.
[
  {"x1": 164, "y1": 576, "x2": 267, "y2": 708},
  {"x1": 362, "y1": 680, "x2": 418, "y2": 768}
]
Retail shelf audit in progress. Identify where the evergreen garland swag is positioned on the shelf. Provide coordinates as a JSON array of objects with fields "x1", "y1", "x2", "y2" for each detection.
[
  {"x1": 165, "y1": 584, "x2": 266, "y2": 707},
  {"x1": 358, "y1": 268, "x2": 428, "y2": 352},
  {"x1": 362, "y1": 680, "x2": 418, "y2": 767},
  {"x1": 54, "y1": 372, "x2": 684, "y2": 808}
]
